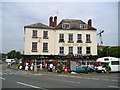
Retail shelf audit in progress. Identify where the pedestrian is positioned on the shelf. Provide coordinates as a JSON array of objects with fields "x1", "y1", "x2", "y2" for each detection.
[
  {"x1": 8, "y1": 62, "x2": 11, "y2": 68},
  {"x1": 19, "y1": 65, "x2": 22, "y2": 70},
  {"x1": 30, "y1": 63, "x2": 34, "y2": 71},
  {"x1": 25, "y1": 63, "x2": 29, "y2": 71},
  {"x1": 40, "y1": 63, "x2": 43, "y2": 70},
  {"x1": 50, "y1": 63, "x2": 53, "y2": 72}
]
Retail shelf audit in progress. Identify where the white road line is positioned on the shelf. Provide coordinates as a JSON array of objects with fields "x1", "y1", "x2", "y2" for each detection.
[
  {"x1": 111, "y1": 80, "x2": 118, "y2": 82},
  {"x1": 47, "y1": 78, "x2": 80, "y2": 84},
  {"x1": 17, "y1": 82, "x2": 48, "y2": 90},
  {"x1": 34, "y1": 74, "x2": 42, "y2": 76},
  {"x1": 76, "y1": 77, "x2": 82, "y2": 78},
  {"x1": 108, "y1": 86, "x2": 120, "y2": 88},
  {"x1": 0, "y1": 77, "x2": 5, "y2": 80},
  {"x1": 103, "y1": 79, "x2": 109, "y2": 81},
  {"x1": 91, "y1": 78, "x2": 99, "y2": 80},
  {"x1": 84, "y1": 77, "x2": 91, "y2": 79}
]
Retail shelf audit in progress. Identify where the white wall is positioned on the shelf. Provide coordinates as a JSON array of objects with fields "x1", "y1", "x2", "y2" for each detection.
[{"x1": 24, "y1": 28, "x2": 97, "y2": 55}]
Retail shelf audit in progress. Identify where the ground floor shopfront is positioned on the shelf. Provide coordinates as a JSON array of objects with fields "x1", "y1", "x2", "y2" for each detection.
[{"x1": 22, "y1": 55, "x2": 99, "y2": 69}]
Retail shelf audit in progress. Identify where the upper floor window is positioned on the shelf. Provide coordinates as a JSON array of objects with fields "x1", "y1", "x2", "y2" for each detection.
[
  {"x1": 32, "y1": 30, "x2": 37, "y2": 38},
  {"x1": 59, "y1": 47, "x2": 64, "y2": 54},
  {"x1": 77, "y1": 34, "x2": 82, "y2": 43},
  {"x1": 86, "y1": 34, "x2": 91, "y2": 43},
  {"x1": 80, "y1": 24, "x2": 87, "y2": 29},
  {"x1": 86, "y1": 47, "x2": 91, "y2": 54},
  {"x1": 68, "y1": 34, "x2": 74, "y2": 43},
  {"x1": 32, "y1": 42, "x2": 37, "y2": 52},
  {"x1": 43, "y1": 31, "x2": 48, "y2": 39},
  {"x1": 62, "y1": 23, "x2": 70, "y2": 29},
  {"x1": 43, "y1": 43, "x2": 48, "y2": 52},
  {"x1": 78, "y1": 47, "x2": 82, "y2": 54},
  {"x1": 69, "y1": 46, "x2": 73, "y2": 54},
  {"x1": 59, "y1": 34, "x2": 65, "y2": 42}
]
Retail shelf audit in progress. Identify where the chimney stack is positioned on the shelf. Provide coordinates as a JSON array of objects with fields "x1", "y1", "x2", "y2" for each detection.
[
  {"x1": 54, "y1": 16, "x2": 57, "y2": 27},
  {"x1": 88, "y1": 19, "x2": 92, "y2": 29},
  {"x1": 49, "y1": 16, "x2": 53, "y2": 27}
]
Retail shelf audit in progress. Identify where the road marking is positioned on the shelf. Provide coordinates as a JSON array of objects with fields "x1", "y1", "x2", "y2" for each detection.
[
  {"x1": 76, "y1": 77, "x2": 82, "y2": 78},
  {"x1": 111, "y1": 80, "x2": 118, "y2": 82},
  {"x1": 91, "y1": 78, "x2": 99, "y2": 80},
  {"x1": 17, "y1": 82, "x2": 48, "y2": 90},
  {"x1": 47, "y1": 78, "x2": 80, "y2": 84},
  {"x1": 84, "y1": 77, "x2": 91, "y2": 79},
  {"x1": 0, "y1": 77, "x2": 5, "y2": 80},
  {"x1": 103, "y1": 79, "x2": 109, "y2": 81},
  {"x1": 34, "y1": 74, "x2": 42, "y2": 76},
  {"x1": 108, "y1": 86, "x2": 120, "y2": 88}
]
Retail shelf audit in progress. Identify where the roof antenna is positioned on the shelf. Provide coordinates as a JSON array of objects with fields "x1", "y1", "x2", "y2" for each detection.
[{"x1": 56, "y1": 11, "x2": 59, "y2": 16}]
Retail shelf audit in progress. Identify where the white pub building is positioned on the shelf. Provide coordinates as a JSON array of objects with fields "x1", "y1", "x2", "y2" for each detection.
[{"x1": 23, "y1": 16, "x2": 97, "y2": 64}]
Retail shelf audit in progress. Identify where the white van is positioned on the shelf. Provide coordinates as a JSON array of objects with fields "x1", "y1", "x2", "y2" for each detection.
[{"x1": 96, "y1": 57, "x2": 120, "y2": 72}]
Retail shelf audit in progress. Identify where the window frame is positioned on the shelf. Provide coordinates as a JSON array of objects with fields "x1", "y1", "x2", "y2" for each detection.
[
  {"x1": 68, "y1": 33, "x2": 74, "y2": 43},
  {"x1": 86, "y1": 34, "x2": 91, "y2": 43},
  {"x1": 43, "y1": 31, "x2": 48, "y2": 39},
  {"x1": 80, "y1": 24, "x2": 87, "y2": 29},
  {"x1": 43, "y1": 43, "x2": 48, "y2": 52},
  {"x1": 69, "y1": 46, "x2": 73, "y2": 54},
  {"x1": 111, "y1": 61, "x2": 119, "y2": 65},
  {"x1": 32, "y1": 30, "x2": 38, "y2": 38},
  {"x1": 77, "y1": 47, "x2": 82, "y2": 54},
  {"x1": 32, "y1": 42, "x2": 37, "y2": 52},
  {"x1": 59, "y1": 34, "x2": 65, "y2": 42},
  {"x1": 77, "y1": 34, "x2": 82, "y2": 43},
  {"x1": 86, "y1": 47, "x2": 91, "y2": 54},
  {"x1": 59, "y1": 47, "x2": 64, "y2": 54},
  {"x1": 62, "y1": 23, "x2": 70, "y2": 29}
]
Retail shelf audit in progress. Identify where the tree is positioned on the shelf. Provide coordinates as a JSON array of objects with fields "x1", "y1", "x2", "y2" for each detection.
[
  {"x1": 7, "y1": 50, "x2": 22, "y2": 59},
  {"x1": 98, "y1": 46, "x2": 120, "y2": 58}
]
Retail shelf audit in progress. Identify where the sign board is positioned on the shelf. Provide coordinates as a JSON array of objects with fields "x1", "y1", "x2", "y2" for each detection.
[
  {"x1": 70, "y1": 61, "x2": 76, "y2": 71},
  {"x1": 62, "y1": 43, "x2": 88, "y2": 46}
]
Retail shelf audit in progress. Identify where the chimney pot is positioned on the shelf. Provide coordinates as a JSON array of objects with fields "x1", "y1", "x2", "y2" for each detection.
[
  {"x1": 54, "y1": 16, "x2": 57, "y2": 27},
  {"x1": 49, "y1": 16, "x2": 53, "y2": 27},
  {"x1": 88, "y1": 19, "x2": 92, "y2": 29}
]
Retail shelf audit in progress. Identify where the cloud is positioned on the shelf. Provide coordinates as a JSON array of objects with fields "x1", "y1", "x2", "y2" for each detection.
[{"x1": 1, "y1": 2, "x2": 118, "y2": 53}]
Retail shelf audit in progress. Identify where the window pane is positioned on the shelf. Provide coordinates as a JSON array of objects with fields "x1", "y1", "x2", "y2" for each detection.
[
  {"x1": 59, "y1": 34, "x2": 64, "y2": 42},
  {"x1": 86, "y1": 34, "x2": 91, "y2": 42},
  {"x1": 60, "y1": 47, "x2": 64, "y2": 54},
  {"x1": 111, "y1": 61, "x2": 119, "y2": 65},
  {"x1": 32, "y1": 42, "x2": 37, "y2": 50},
  {"x1": 69, "y1": 34, "x2": 73, "y2": 41},
  {"x1": 86, "y1": 47, "x2": 91, "y2": 54},
  {"x1": 77, "y1": 34, "x2": 82, "y2": 40},
  {"x1": 78, "y1": 47, "x2": 82, "y2": 54},
  {"x1": 69, "y1": 47, "x2": 73, "y2": 54},
  {"x1": 43, "y1": 43, "x2": 48, "y2": 51},
  {"x1": 32, "y1": 30, "x2": 37, "y2": 37},
  {"x1": 43, "y1": 31, "x2": 48, "y2": 39}
]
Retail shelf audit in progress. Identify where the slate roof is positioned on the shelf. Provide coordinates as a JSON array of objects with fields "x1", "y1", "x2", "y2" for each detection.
[
  {"x1": 56, "y1": 19, "x2": 96, "y2": 30},
  {"x1": 24, "y1": 22, "x2": 54, "y2": 29},
  {"x1": 24, "y1": 19, "x2": 96, "y2": 30}
]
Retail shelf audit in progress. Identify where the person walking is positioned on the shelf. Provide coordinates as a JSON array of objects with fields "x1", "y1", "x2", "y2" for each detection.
[
  {"x1": 50, "y1": 63, "x2": 53, "y2": 72},
  {"x1": 25, "y1": 62, "x2": 29, "y2": 71},
  {"x1": 40, "y1": 63, "x2": 43, "y2": 71},
  {"x1": 30, "y1": 63, "x2": 34, "y2": 71}
]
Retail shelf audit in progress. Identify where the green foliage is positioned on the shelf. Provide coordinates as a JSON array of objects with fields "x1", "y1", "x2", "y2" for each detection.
[
  {"x1": 7, "y1": 50, "x2": 21, "y2": 59},
  {"x1": 98, "y1": 46, "x2": 120, "y2": 58},
  {"x1": 105, "y1": 65, "x2": 111, "y2": 72}
]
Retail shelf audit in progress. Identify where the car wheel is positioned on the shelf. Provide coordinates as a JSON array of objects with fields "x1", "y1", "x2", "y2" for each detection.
[{"x1": 102, "y1": 70, "x2": 106, "y2": 73}]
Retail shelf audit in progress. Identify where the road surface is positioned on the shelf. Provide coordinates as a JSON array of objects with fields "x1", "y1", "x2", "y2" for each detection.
[{"x1": 1, "y1": 67, "x2": 120, "y2": 89}]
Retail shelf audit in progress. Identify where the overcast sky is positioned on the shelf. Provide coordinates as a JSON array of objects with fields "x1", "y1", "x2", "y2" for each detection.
[{"x1": 1, "y1": 1, "x2": 118, "y2": 53}]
